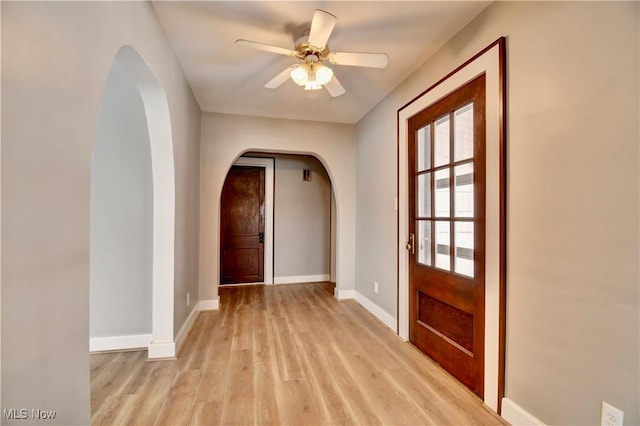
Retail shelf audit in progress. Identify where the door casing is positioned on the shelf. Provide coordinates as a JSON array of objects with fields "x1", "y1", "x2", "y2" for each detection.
[
  {"x1": 223, "y1": 156, "x2": 275, "y2": 285},
  {"x1": 397, "y1": 38, "x2": 506, "y2": 412}
]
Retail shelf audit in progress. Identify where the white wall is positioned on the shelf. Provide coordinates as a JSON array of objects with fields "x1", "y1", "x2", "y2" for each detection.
[
  {"x1": 90, "y1": 60, "x2": 153, "y2": 340},
  {"x1": 355, "y1": 2, "x2": 639, "y2": 425},
  {"x1": 272, "y1": 154, "x2": 331, "y2": 282},
  {"x1": 200, "y1": 113, "x2": 355, "y2": 302},
  {"x1": 1, "y1": 2, "x2": 201, "y2": 424}
]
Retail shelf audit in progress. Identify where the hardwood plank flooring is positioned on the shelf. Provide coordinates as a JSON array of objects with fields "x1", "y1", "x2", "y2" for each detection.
[{"x1": 91, "y1": 282, "x2": 507, "y2": 425}]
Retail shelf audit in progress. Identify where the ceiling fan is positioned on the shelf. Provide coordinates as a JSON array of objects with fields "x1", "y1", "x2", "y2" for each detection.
[{"x1": 235, "y1": 9, "x2": 388, "y2": 97}]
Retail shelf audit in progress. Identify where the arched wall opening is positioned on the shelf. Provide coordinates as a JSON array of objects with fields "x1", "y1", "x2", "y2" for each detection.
[
  {"x1": 219, "y1": 152, "x2": 336, "y2": 288},
  {"x1": 90, "y1": 45, "x2": 176, "y2": 359},
  {"x1": 216, "y1": 148, "x2": 340, "y2": 298},
  {"x1": 90, "y1": 52, "x2": 153, "y2": 351},
  {"x1": 198, "y1": 113, "x2": 356, "y2": 310}
]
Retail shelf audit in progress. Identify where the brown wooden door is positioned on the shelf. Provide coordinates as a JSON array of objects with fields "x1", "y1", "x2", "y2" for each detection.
[
  {"x1": 220, "y1": 166, "x2": 265, "y2": 284},
  {"x1": 408, "y1": 75, "x2": 486, "y2": 397}
]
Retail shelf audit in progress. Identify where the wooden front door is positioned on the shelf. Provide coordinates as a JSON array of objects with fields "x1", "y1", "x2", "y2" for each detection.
[
  {"x1": 408, "y1": 75, "x2": 486, "y2": 397},
  {"x1": 220, "y1": 166, "x2": 265, "y2": 284}
]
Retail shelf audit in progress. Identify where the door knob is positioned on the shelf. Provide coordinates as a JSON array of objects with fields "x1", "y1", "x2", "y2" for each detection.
[
  {"x1": 406, "y1": 233, "x2": 415, "y2": 254},
  {"x1": 258, "y1": 232, "x2": 264, "y2": 243}
]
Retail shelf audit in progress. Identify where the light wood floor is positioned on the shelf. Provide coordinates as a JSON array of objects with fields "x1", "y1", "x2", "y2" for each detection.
[{"x1": 91, "y1": 282, "x2": 507, "y2": 425}]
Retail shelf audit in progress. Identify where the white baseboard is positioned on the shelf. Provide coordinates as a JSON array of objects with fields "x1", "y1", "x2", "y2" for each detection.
[
  {"x1": 354, "y1": 291, "x2": 397, "y2": 331},
  {"x1": 274, "y1": 274, "x2": 330, "y2": 284},
  {"x1": 501, "y1": 398, "x2": 546, "y2": 425},
  {"x1": 90, "y1": 333, "x2": 151, "y2": 352},
  {"x1": 175, "y1": 303, "x2": 201, "y2": 354},
  {"x1": 198, "y1": 299, "x2": 220, "y2": 311},
  {"x1": 335, "y1": 289, "x2": 355, "y2": 300},
  {"x1": 89, "y1": 298, "x2": 220, "y2": 359},
  {"x1": 175, "y1": 298, "x2": 220, "y2": 354},
  {"x1": 148, "y1": 340, "x2": 176, "y2": 359}
]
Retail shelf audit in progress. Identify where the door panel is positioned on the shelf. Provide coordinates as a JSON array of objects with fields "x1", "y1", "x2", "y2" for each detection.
[
  {"x1": 408, "y1": 75, "x2": 486, "y2": 397},
  {"x1": 220, "y1": 166, "x2": 265, "y2": 284}
]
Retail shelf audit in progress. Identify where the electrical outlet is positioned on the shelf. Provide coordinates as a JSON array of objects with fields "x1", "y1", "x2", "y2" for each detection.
[
  {"x1": 187, "y1": 292, "x2": 190, "y2": 307},
  {"x1": 374, "y1": 281, "x2": 379, "y2": 293},
  {"x1": 601, "y1": 401, "x2": 624, "y2": 426}
]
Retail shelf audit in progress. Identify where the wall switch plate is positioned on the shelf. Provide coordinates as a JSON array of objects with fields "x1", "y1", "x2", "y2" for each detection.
[
  {"x1": 601, "y1": 401, "x2": 624, "y2": 426},
  {"x1": 187, "y1": 292, "x2": 190, "y2": 307},
  {"x1": 374, "y1": 281, "x2": 379, "y2": 293}
]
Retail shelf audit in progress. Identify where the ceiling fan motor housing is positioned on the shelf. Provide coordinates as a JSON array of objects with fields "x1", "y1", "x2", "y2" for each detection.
[{"x1": 294, "y1": 41, "x2": 330, "y2": 64}]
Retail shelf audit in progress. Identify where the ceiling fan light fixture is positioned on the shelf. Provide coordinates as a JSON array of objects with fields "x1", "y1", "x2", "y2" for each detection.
[
  {"x1": 315, "y1": 64, "x2": 334, "y2": 85},
  {"x1": 304, "y1": 81, "x2": 323, "y2": 91},
  {"x1": 304, "y1": 65, "x2": 322, "y2": 90},
  {"x1": 291, "y1": 63, "x2": 332, "y2": 90},
  {"x1": 290, "y1": 65, "x2": 308, "y2": 86},
  {"x1": 307, "y1": 65, "x2": 317, "y2": 82}
]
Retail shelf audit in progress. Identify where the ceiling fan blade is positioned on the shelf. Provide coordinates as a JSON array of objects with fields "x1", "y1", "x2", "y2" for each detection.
[
  {"x1": 265, "y1": 65, "x2": 296, "y2": 89},
  {"x1": 308, "y1": 9, "x2": 337, "y2": 49},
  {"x1": 330, "y1": 52, "x2": 388, "y2": 69},
  {"x1": 235, "y1": 39, "x2": 296, "y2": 56},
  {"x1": 324, "y1": 75, "x2": 345, "y2": 98}
]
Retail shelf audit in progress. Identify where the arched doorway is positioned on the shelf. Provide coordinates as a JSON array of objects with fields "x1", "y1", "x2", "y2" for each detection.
[
  {"x1": 90, "y1": 46, "x2": 176, "y2": 359},
  {"x1": 197, "y1": 114, "x2": 357, "y2": 315},
  {"x1": 219, "y1": 153, "x2": 336, "y2": 287}
]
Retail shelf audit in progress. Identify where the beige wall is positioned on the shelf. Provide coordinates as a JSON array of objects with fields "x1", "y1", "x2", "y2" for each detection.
[
  {"x1": 2, "y1": 1, "x2": 638, "y2": 425},
  {"x1": 1, "y1": 2, "x2": 201, "y2": 423},
  {"x1": 355, "y1": 1, "x2": 639, "y2": 424},
  {"x1": 271, "y1": 154, "x2": 332, "y2": 281}
]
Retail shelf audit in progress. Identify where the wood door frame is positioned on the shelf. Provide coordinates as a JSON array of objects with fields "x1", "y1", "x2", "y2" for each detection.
[
  {"x1": 227, "y1": 156, "x2": 275, "y2": 285},
  {"x1": 397, "y1": 38, "x2": 506, "y2": 412}
]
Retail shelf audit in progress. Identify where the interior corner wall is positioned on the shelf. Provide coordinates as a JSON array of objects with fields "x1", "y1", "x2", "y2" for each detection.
[
  {"x1": 172, "y1": 61, "x2": 201, "y2": 337},
  {"x1": 199, "y1": 112, "x2": 355, "y2": 303},
  {"x1": 90, "y1": 60, "x2": 153, "y2": 340},
  {"x1": 271, "y1": 154, "x2": 331, "y2": 282},
  {"x1": 354, "y1": 2, "x2": 639, "y2": 425},
  {"x1": 330, "y1": 189, "x2": 337, "y2": 283},
  {"x1": 1, "y1": 2, "x2": 201, "y2": 424}
]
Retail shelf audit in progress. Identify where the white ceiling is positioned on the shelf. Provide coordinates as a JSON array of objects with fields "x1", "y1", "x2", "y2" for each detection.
[{"x1": 152, "y1": 1, "x2": 491, "y2": 124}]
